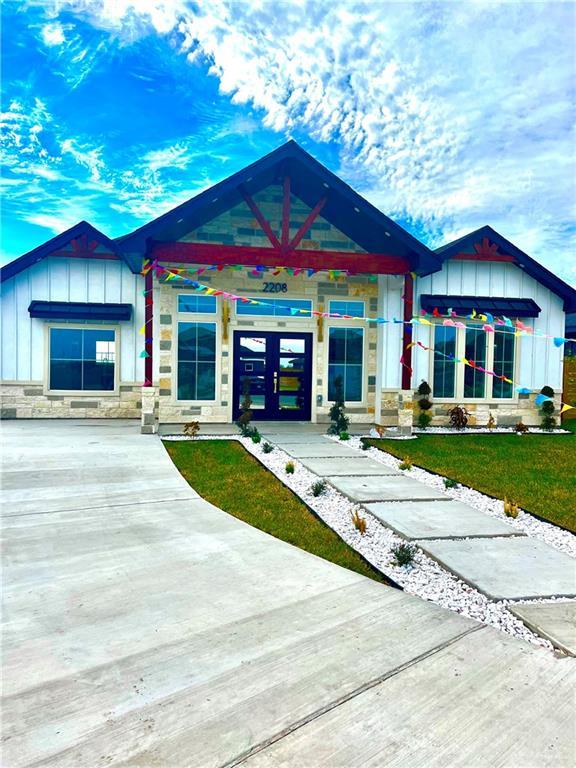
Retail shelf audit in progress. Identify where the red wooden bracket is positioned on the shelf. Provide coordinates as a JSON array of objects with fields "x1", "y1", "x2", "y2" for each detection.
[
  {"x1": 289, "y1": 196, "x2": 327, "y2": 251},
  {"x1": 281, "y1": 176, "x2": 291, "y2": 250},
  {"x1": 239, "y1": 186, "x2": 281, "y2": 251}
]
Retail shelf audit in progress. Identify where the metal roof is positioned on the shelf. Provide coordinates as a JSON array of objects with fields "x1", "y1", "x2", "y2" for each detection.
[
  {"x1": 28, "y1": 301, "x2": 133, "y2": 321},
  {"x1": 420, "y1": 294, "x2": 541, "y2": 318}
]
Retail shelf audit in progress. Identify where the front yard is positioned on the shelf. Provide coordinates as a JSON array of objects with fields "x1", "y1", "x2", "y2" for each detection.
[
  {"x1": 365, "y1": 424, "x2": 576, "y2": 532},
  {"x1": 164, "y1": 439, "x2": 387, "y2": 584}
]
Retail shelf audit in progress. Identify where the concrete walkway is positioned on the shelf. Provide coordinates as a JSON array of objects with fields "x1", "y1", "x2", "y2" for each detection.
[
  {"x1": 2, "y1": 421, "x2": 575, "y2": 767},
  {"x1": 264, "y1": 432, "x2": 576, "y2": 605}
]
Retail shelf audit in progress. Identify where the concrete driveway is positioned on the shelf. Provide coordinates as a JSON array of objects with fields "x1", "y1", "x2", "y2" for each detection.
[{"x1": 1, "y1": 421, "x2": 574, "y2": 767}]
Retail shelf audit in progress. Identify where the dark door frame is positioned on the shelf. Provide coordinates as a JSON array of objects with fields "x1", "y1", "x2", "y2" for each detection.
[{"x1": 232, "y1": 330, "x2": 313, "y2": 421}]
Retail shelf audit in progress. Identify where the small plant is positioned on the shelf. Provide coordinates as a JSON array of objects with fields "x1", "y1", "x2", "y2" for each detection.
[
  {"x1": 417, "y1": 411, "x2": 432, "y2": 430},
  {"x1": 448, "y1": 405, "x2": 470, "y2": 430},
  {"x1": 236, "y1": 378, "x2": 253, "y2": 436},
  {"x1": 310, "y1": 479, "x2": 327, "y2": 497},
  {"x1": 399, "y1": 456, "x2": 413, "y2": 471},
  {"x1": 327, "y1": 375, "x2": 349, "y2": 435},
  {"x1": 487, "y1": 413, "x2": 496, "y2": 431},
  {"x1": 515, "y1": 421, "x2": 529, "y2": 434},
  {"x1": 539, "y1": 386, "x2": 556, "y2": 431},
  {"x1": 262, "y1": 442, "x2": 274, "y2": 454},
  {"x1": 416, "y1": 380, "x2": 433, "y2": 430},
  {"x1": 251, "y1": 431, "x2": 261, "y2": 444},
  {"x1": 444, "y1": 477, "x2": 459, "y2": 489},
  {"x1": 361, "y1": 440, "x2": 370, "y2": 451},
  {"x1": 391, "y1": 542, "x2": 416, "y2": 567},
  {"x1": 503, "y1": 497, "x2": 519, "y2": 519},
  {"x1": 183, "y1": 420, "x2": 200, "y2": 438},
  {"x1": 285, "y1": 461, "x2": 295, "y2": 474},
  {"x1": 339, "y1": 431, "x2": 350, "y2": 441},
  {"x1": 351, "y1": 508, "x2": 367, "y2": 535}
]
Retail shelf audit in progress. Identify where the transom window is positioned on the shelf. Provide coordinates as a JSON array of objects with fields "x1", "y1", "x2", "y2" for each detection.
[
  {"x1": 328, "y1": 327, "x2": 364, "y2": 402},
  {"x1": 432, "y1": 324, "x2": 516, "y2": 400},
  {"x1": 329, "y1": 300, "x2": 365, "y2": 318},
  {"x1": 236, "y1": 298, "x2": 313, "y2": 317},
  {"x1": 177, "y1": 294, "x2": 217, "y2": 314},
  {"x1": 177, "y1": 322, "x2": 217, "y2": 401},
  {"x1": 49, "y1": 328, "x2": 116, "y2": 391}
]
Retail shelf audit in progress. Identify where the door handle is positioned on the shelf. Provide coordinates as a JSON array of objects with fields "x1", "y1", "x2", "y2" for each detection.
[{"x1": 273, "y1": 372, "x2": 278, "y2": 393}]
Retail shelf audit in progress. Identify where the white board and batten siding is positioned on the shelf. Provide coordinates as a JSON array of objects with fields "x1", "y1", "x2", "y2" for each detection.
[
  {"x1": 0, "y1": 257, "x2": 145, "y2": 383},
  {"x1": 411, "y1": 260, "x2": 565, "y2": 391}
]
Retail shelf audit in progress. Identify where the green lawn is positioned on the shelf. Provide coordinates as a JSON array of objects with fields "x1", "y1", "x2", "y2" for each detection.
[
  {"x1": 164, "y1": 439, "x2": 387, "y2": 584},
  {"x1": 365, "y1": 425, "x2": 576, "y2": 532}
]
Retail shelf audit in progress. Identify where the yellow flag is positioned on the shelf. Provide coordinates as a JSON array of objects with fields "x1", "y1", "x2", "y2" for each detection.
[
  {"x1": 419, "y1": 318, "x2": 432, "y2": 325},
  {"x1": 560, "y1": 403, "x2": 575, "y2": 414}
]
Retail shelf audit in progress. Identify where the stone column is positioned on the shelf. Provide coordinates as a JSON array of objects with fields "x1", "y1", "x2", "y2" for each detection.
[
  {"x1": 141, "y1": 386, "x2": 157, "y2": 434},
  {"x1": 397, "y1": 389, "x2": 414, "y2": 436}
]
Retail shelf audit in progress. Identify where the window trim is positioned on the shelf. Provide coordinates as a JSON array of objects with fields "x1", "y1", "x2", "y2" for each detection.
[
  {"x1": 429, "y1": 321, "x2": 520, "y2": 403},
  {"x1": 328, "y1": 299, "x2": 366, "y2": 319},
  {"x1": 44, "y1": 323, "x2": 120, "y2": 396},
  {"x1": 173, "y1": 297, "x2": 221, "y2": 404},
  {"x1": 177, "y1": 293, "x2": 218, "y2": 314},
  {"x1": 234, "y1": 295, "x2": 314, "y2": 318}
]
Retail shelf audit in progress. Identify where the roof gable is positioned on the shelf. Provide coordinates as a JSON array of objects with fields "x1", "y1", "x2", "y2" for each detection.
[
  {"x1": 117, "y1": 140, "x2": 441, "y2": 275},
  {"x1": 436, "y1": 225, "x2": 576, "y2": 312},
  {"x1": 0, "y1": 221, "x2": 138, "y2": 283}
]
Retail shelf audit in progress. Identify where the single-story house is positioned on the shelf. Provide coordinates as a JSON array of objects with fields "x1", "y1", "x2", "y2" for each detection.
[{"x1": 2, "y1": 141, "x2": 575, "y2": 432}]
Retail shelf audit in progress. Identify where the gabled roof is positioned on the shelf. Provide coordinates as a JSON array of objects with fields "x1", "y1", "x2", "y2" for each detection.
[
  {"x1": 436, "y1": 225, "x2": 576, "y2": 312},
  {"x1": 0, "y1": 221, "x2": 138, "y2": 283},
  {"x1": 117, "y1": 140, "x2": 442, "y2": 275}
]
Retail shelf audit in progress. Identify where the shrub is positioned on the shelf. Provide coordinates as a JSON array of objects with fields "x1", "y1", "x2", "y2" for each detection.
[
  {"x1": 515, "y1": 421, "x2": 529, "y2": 434},
  {"x1": 360, "y1": 440, "x2": 370, "y2": 451},
  {"x1": 417, "y1": 380, "x2": 432, "y2": 397},
  {"x1": 443, "y1": 478, "x2": 459, "y2": 489},
  {"x1": 310, "y1": 479, "x2": 327, "y2": 497},
  {"x1": 417, "y1": 411, "x2": 432, "y2": 430},
  {"x1": 339, "y1": 431, "x2": 350, "y2": 441},
  {"x1": 262, "y1": 442, "x2": 274, "y2": 454},
  {"x1": 236, "y1": 379, "x2": 253, "y2": 435},
  {"x1": 183, "y1": 421, "x2": 200, "y2": 438},
  {"x1": 285, "y1": 461, "x2": 295, "y2": 474},
  {"x1": 391, "y1": 542, "x2": 416, "y2": 567},
  {"x1": 251, "y1": 431, "x2": 261, "y2": 444},
  {"x1": 399, "y1": 456, "x2": 413, "y2": 471},
  {"x1": 327, "y1": 375, "x2": 349, "y2": 435},
  {"x1": 351, "y1": 508, "x2": 367, "y2": 535},
  {"x1": 539, "y1": 386, "x2": 556, "y2": 431},
  {"x1": 540, "y1": 385, "x2": 555, "y2": 398},
  {"x1": 487, "y1": 413, "x2": 496, "y2": 431},
  {"x1": 503, "y1": 497, "x2": 519, "y2": 519},
  {"x1": 448, "y1": 405, "x2": 470, "y2": 430}
]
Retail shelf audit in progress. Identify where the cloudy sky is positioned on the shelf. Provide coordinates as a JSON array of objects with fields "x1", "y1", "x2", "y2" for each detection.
[{"x1": 1, "y1": 0, "x2": 575, "y2": 284}]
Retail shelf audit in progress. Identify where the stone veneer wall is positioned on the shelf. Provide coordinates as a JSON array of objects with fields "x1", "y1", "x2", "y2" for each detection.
[
  {"x1": 0, "y1": 382, "x2": 142, "y2": 419},
  {"x1": 156, "y1": 271, "x2": 379, "y2": 424}
]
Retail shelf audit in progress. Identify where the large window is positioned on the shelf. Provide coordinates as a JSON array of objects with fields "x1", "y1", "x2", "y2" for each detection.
[
  {"x1": 177, "y1": 322, "x2": 216, "y2": 401},
  {"x1": 177, "y1": 294, "x2": 217, "y2": 314},
  {"x1": 328, "y1": 327, "x2": 364, "y2": 401},
  {"x1": 49, "y1": 328, "x2": 116, "y2": 391},
  {"x1": 236, "y1": 298, "x2": 313, "y2": 317},
  {"x1": 329, "y1": 300, "x2": 365, "y2": 318},
  {"x1": 432, "y1": 323, "x2": 515, "y2": 400}
]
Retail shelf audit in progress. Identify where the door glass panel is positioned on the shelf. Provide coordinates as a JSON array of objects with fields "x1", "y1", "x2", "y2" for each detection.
[
  {"x1": 279, "y1": 394, "x2": 303, "y2": 410},
  {"x1": 279, "y1": 338, "x2": 305, "y2": 354},
  {"x1": 237, "y1": 336, "x2": 267, "y2": 409},
  {"x1": 279, "y1": 355, "x2": 304, "y2": 372},
  {"x1": 238, "y1": 375, "x2": 266, "y2": 408},
  {"x1": 279, "y1": 376, "x2": 302, "y2": 392}
]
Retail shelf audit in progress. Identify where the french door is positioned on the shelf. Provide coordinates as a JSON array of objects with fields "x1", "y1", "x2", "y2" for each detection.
[{"x1": 232, "y1": 331, "x2": 313, "y2": 421}]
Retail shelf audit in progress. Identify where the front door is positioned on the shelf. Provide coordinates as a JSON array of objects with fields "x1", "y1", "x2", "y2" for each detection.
[{"x1": 233, "y1": 332, "x2": 313, "y2": 421}]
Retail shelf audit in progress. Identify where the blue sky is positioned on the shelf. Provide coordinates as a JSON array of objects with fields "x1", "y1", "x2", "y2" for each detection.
[{"x1": 1, "y1": 1, "x2": 574, "y2": 285}]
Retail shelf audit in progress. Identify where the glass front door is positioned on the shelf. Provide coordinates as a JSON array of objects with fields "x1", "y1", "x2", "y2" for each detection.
[{"x1": 233, "y1": 332, "x2": 312, "y2": 421}]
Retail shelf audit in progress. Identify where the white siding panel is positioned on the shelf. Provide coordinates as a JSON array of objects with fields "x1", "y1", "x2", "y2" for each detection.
[{"x1": 1, "y1": 257, "x2": 144, "y2": 385}]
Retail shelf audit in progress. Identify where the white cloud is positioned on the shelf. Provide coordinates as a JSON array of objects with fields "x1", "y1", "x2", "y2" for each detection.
[{"x1": 41, "y1": 22, "x2": 66, "y2": 46}]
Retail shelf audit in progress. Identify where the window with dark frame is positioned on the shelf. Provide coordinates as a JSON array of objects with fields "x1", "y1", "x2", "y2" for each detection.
[{"x1": 49, "y1": 328, "x2": 116, "y2": 391}]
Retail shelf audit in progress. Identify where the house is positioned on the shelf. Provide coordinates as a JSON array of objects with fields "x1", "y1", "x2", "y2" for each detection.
[{"x1": 2, "y1": 141, "x2": 575, "y2": 432}]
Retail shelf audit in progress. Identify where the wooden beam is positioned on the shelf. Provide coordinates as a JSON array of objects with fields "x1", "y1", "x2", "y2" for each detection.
[
  {"x1": 401, "y1": 273, "x2": 414, "y2": 390},
  {"x1": 144, "y1": 269, "x2": 153, "y2": 386},
  {"x1": 452, "y1": 252, "x2": 516, "y2": 263},
  {"x1": 151, "y1": 241, "x2": 411, "y2": 275},
  {"x1": 281, "y1": 175, "x2": 291, "y2": 249},
  {"x1": 239, "y1": 186, "x2": 281, "y2": 250},
  {"x1": 289, "y1": 196, "x2": 327, "y2": 250}
]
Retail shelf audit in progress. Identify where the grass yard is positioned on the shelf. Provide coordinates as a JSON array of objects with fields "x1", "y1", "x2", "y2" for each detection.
[
  {"x1": 164, "y1": 439, "x2": 387, "y2": 584},
  {"x1": 365, "y1": 424, "x2": 576, "y2": 532}
]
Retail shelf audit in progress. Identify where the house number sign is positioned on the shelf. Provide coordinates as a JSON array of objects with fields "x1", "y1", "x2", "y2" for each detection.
[{"x1": 262, "y1": 282, "x2": 288, "y2": 293}]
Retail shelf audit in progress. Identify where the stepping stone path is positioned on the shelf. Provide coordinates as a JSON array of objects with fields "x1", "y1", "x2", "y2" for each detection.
[
  {"x1": 510, "y1": 602, "x2": 576, "y2": 656},
  {"x1": 264, "y1": 431, "x2": 576, "y2": 621}
]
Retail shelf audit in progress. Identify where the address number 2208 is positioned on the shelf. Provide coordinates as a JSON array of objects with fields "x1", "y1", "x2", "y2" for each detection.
[{"x1": 263, "y1": 282, "x2": 288, "y2": 293}]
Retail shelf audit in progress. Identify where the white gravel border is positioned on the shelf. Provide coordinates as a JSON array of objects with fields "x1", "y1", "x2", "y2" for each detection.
[{"x1": 164, "y1": 432, "x2": 576, "y2": 651}]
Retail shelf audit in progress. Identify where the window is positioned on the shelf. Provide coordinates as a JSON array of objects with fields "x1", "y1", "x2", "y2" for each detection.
[
  {"x1": 49, "y1": 328, "x2": 116, "y2": 391},
  {"x1": 177, "y1": 322, "x2": 216, "y2": 400},
  {"x1": 492, "y1": 328, "x2": 514, "y2": 399},
  {"x1": 177, "y1": 294, "x2": 217, "y2": 314},
  {"x1": 236, "y1": 298, "x2": 313, "y2": 317},
  {"x1": 432, "y1": 323, "x2": 515, "y2": 400},
  {"x1": 329, "y1": 300, "x2": 365, "y2": 318},
  {"x1": 433, "y1": 326, "x2": 456, "y2": 398},
  {"x1": 463, "y1": 326, "x2": 487, "y2": 398},
  {"x1": 328, "y1": 327, "x2": 363, "y2": 401}
]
